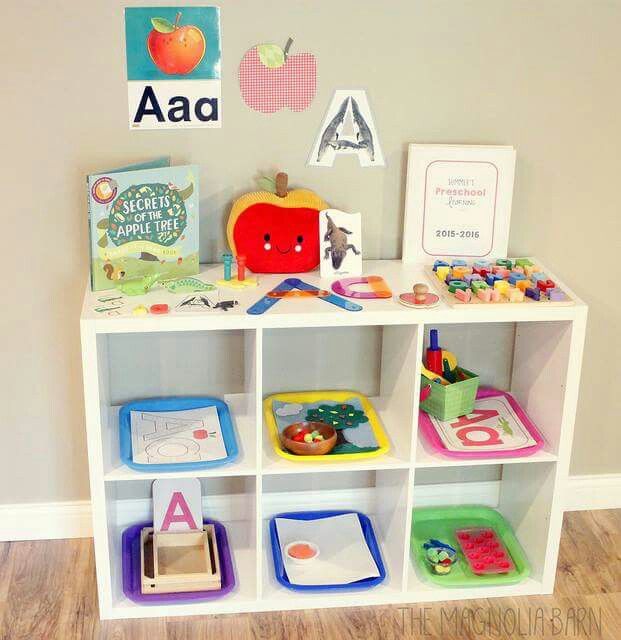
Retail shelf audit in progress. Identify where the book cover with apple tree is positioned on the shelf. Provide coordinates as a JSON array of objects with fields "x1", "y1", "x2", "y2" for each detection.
[{"x1": 87, "y1": 159, "x2": 200, "y2": 291}]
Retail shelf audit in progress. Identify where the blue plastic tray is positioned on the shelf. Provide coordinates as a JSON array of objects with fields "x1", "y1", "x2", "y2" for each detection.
[
  {"x1": 119, "y1": 396, "x2": 238, "y2": 472},
  {"x1": 269, "y1": 510, "x2": 387, "y2": 591}
]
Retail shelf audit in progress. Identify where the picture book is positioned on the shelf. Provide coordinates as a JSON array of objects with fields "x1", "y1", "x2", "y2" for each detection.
[
  {"x1": 87, "y1": 158, "x2": 199, "y2": 291},
  {"x1": 130, "y1": 406, "x2": 226, "y2": 466}
]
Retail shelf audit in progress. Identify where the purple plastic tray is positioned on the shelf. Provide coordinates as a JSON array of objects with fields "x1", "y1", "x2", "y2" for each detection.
[{"x1": 122, "y1": 519, "x2": 236, "y2": 604}]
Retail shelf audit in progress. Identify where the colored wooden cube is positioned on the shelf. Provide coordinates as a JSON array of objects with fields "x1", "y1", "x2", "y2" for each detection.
[
  {"x1": 516, "y1": 279, "x2": 532, "y2": 292},
  {"x1": 532, "y1": 272, "x2": 547, "y2": 282},
  {"x1": 477, "y1": 288, "x2": 492, "y2": 302},
  {"x1": 494, "y1": 280, "x2": 510, "y2": 296},
  {"x1": 525, "y1": 287, "x2": 541, "y2": 301},
  {"x1": 496, "y1": 258, "x2": 513, "y2": 270},
  {"x1": 537, "y1": 278, "x2": 555, "y2": 292},
  {"x1": 471, "y1": 280, "x2": 489, "y2": 292},
  {"x1": 451, "y1": 259, "x2": 467, "y2": 267},
  {"x1": 515, "y1": 258, "x2": 534, "y2": 267},
  {"x1": 436, "y1": 266, "x2": 450, "y2": 281},
  {"x1": 490, "y1": 289, "x2": 502, "y2": 302},
  {"x1": 464, "y1": 274, "x2": 483, "y2": 285},
  {"x1": 454, "y1": 288, "x2": 472, "y2": 303},
  {"x1": 508, "y1": 272, "x2": 527, "y2": 285},
  {"x1": 448, "y1": 280, "x2": 469, "y2": 293},
  {"x1": 452, "y1": 266, "x2": 470, "y2": 280},
  {"x1": 508, "y1": 288, "x2": 525, "y2": 303},
  {"x1": 433, "y1": 260, "x2": 450, "y2": 272},
  {"x1": 548, "y1": 288, "x2": 566, "y2": 301}
]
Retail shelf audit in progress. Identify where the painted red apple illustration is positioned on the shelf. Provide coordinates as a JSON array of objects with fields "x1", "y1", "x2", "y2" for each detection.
[
  {"x1": 239, "y1": 38, "x2": 317, "y2": 113},
  {"x1": 227, "y1": 173, "x2": 327, "y2": 273},
  {"x1": 147, "y1": 12, "x2": 205, "y2": 75}
]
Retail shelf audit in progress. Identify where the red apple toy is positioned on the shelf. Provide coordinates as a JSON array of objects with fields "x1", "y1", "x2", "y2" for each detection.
[
  {"x1": 147, "y1": 12, "x2": 206, "y2": 75},
  {"x1": 239, "y1": 38, "x2": 317, "y2": 113},
  {"x1": 227, "y1": 173, "x2": 327, "y2": 273}
]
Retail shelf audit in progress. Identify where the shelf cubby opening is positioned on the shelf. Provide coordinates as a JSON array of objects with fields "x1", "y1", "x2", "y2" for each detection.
[
  {"x1": 260, "y1": 469, "x2": 411, "y2": 600},
  {"x1": 408, "y1": 461, "x2": 557, "y2": 600},
  {"x1": 415, "y1": 320, "x2": 572, "y2": 467},
  {"x1": 95, "y1": 330, "x2": 258, "y2": 480},
  {"x1": 261, "y1": 324, "x2": 420, "y2": 473},
  {"x1": 105, "y1": 476, "x2": 258, "y2": 615}
]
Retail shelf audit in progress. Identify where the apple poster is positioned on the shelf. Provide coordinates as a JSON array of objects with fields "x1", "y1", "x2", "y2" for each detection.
[
  {"x1": 309, "y1": 90, "x2": 385, "y2": 168},
  {"x1": 239, "y1": 38, "x2": 317, "y2": 113},
  {"x1": 124, "y1": 7, "x2": 222, "y2": 130}
]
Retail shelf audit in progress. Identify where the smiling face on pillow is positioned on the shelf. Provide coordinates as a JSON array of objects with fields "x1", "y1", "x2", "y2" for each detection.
[{"x1": 227, "y1": 179, "x2": 327, "y2": 273}]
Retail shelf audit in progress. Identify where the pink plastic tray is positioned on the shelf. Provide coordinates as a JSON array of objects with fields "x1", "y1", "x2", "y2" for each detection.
[
  {"x1": 418, "y1": 388, "x2": 545, "y2": 459},
  {"x1": 455, "y1": 527, "x2": 515, "y2": 575}
]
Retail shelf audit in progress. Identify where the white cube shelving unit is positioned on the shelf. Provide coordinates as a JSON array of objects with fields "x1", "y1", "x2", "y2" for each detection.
[{"x1": 80, "y1": 260, "x2": 587, "y2": 620}]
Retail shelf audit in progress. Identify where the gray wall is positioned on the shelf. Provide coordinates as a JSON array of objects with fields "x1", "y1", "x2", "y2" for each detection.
[{"x1": 3, "y1": 0, "x2": 620, "y2": 504}]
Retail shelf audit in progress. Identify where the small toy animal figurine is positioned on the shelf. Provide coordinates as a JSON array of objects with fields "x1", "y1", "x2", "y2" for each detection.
[
  {"x1": 317, "y1": 97, "x2": 349, "y2": 162},
  {"x1": 351, "y1": 97, "x2": 375, "y2": 162},
  {"x1": 213, "y1": 300, "x2": 238, "y2": 312},
  {"x1": 323, "y1": 213, "x2": 360, "y2": 269},
  {"x1": 103, "y1": 261, "x2": 126, "y2": 281}
]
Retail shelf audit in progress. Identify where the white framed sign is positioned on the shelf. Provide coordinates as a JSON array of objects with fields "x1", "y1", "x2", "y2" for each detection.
[{"x1": 402, "y1": 144, "x2": 516, "y2": 264}]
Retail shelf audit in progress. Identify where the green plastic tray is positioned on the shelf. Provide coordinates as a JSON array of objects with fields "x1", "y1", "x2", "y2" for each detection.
[{"x1": 411, "y1": 505, "x2": 531, "y2": 587}]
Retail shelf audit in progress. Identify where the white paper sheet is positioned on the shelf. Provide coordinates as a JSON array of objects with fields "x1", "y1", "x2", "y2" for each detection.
[
  {"x1": 275, "y1": 513, "x2": 380, "y2": 586},
  {"x1": 130, "y1": 406, "x2": 227, "y2": 465}
]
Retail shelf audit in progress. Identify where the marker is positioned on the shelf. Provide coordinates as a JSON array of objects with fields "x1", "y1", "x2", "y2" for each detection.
[{"x1": 426, "y1": 329, "x2": 443, "y2": 375}]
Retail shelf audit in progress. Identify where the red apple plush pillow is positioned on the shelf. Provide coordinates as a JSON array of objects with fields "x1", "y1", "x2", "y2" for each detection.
[{"x1": 227, "y1": 173, "x2": 327, "y2": 273}]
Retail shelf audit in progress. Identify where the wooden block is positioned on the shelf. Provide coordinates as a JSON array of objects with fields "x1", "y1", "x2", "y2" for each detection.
[
  {"x1": 537, "y1": 278, "x2": 555, "y2": 292},
  {"x1": 515, "y1": 258, "x2": 534, "y2": 267},
  {"x1": 471, "y1": 280, "x2": 489, "y2": 292},
  {"x1": 525, "y1": 287, "x2": 541, "y2": 301},
  {"x1": 548, "y1": 287, "x2": 566, "y2": 301},
  {"x1": 477, "y1": 288, "x2": 492, "y2": 302},
  {"x1": 448, "y1": 280, "x2": 469, "y2": 293},
  {"x1": 454, "y1": 288, "x2": 472, "y2": 303},
  {"x1": 436, "y1": 266, "x2": 450, "y2": 281},
  {"x1": 452, "y1": 266, "x2": 469, "y2": 280},
  {"x1": 508, "y1": 272, "x2": 527, "y2": 285},
  {"x1": 494, "y1": 280, "x2": 510, "y2": 296},
  {"x1": 516, "y1": 279, "x2": 532, "y2": 292},
  {"x1": 509, "y1": 288, "x2": 525, "y2": 303},
  {"x1": 490, "y1": 289, "x2": 502, "y2": 302},
  {"x1": 492, "y1": 267, "x2": 510, "y2": 279}
]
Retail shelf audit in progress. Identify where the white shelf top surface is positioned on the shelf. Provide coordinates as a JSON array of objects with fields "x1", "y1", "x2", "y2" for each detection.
[{"x1": 81, "y1": 259, "x2": 586, "y2": 332}]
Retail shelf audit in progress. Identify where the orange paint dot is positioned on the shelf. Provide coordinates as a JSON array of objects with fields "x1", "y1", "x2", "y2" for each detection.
[{"x1": 193, "y1": 429, "x2": 208, "y2": 439}]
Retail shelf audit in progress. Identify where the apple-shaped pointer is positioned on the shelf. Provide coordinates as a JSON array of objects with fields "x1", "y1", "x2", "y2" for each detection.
[
  {"x1": 239, "y1": 38, "x2": 317, "y2": 113},
  {"x1": 147, "y1": 11, "x2": 206, "y2": 75}
]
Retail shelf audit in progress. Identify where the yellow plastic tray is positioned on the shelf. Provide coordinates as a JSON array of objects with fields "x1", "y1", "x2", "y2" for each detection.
[{"x1": 264, "y1": 390, "x2": 390, "y2": 462}]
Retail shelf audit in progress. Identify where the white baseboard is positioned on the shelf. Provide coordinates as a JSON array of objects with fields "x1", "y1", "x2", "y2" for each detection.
[
  {"x1": 0, "y1": 474, "x2": 618, "y2": 542},
  {"x1": 0, "y1": 500, "x2": 92, "y2": 541},
  {"x1": 563, "y1": 473, "x2": 621, "y2": 511}
]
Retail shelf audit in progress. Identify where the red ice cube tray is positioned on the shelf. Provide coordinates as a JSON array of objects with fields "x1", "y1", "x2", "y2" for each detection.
[{"x1": 455, "y1": 527, "x2": 515, "y2": 575}]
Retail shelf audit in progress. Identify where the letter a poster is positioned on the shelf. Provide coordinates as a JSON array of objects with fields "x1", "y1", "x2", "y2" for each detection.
[{"x1": 124, "y1": 6, "x2": 222, "y2": 130}]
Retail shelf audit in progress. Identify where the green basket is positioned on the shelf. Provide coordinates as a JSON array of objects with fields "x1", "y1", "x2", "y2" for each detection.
[{"x1": 419, "y1": 367, "x2": 479, "y2": 420}]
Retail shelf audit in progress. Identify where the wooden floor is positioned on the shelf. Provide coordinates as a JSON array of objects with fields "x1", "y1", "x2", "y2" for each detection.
[{"x1": 0, "y1": 510, "x2": 619, "y2": 640}]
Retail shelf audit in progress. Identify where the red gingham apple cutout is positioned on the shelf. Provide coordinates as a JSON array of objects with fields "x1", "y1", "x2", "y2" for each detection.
[{"x1": 239, "y1": 38, "x2": 316, "y2": 113}]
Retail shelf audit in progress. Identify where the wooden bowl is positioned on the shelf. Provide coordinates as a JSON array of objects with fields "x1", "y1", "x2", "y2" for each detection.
[{"x1": 280, "y1": 422, "x2": 337, "y2": 456}]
